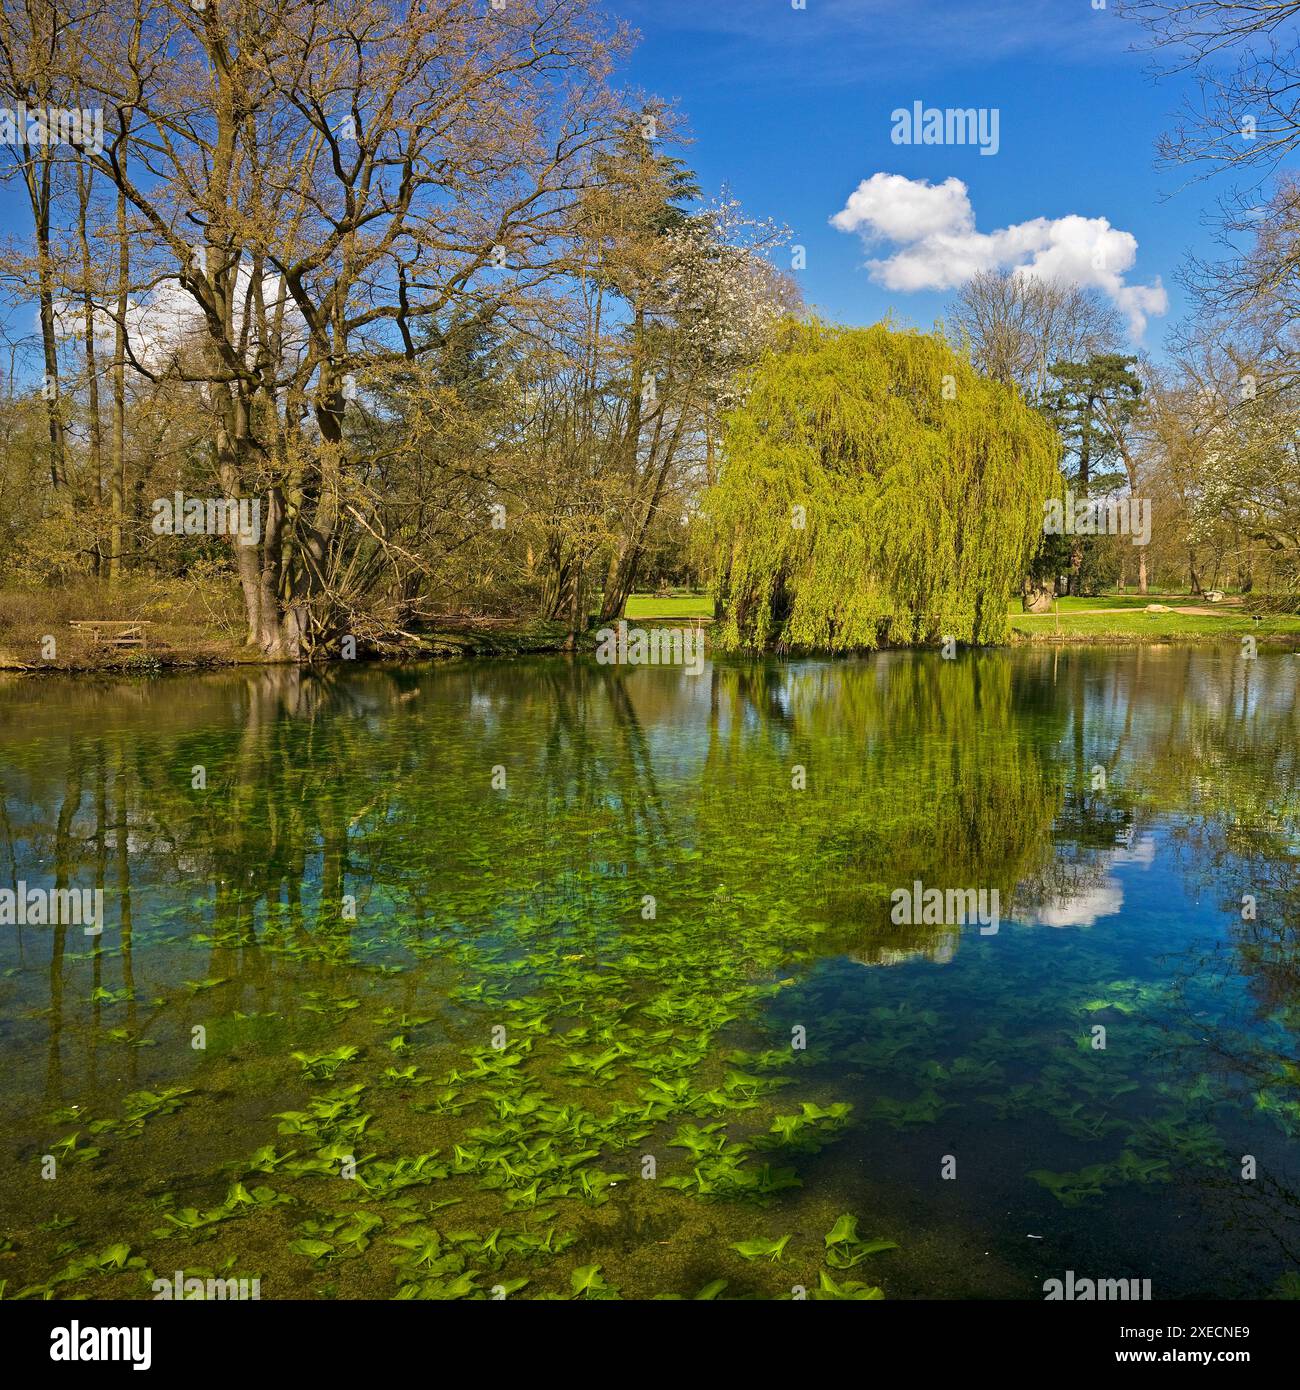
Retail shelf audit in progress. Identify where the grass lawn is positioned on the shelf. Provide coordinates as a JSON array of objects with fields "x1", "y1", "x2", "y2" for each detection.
[
  {"x1": 623, "y1": 592, "x2": 1300, "y2": 645},
  {"x1": 1005, "y1": 592, "x2": 1196, "y2": 613},
  {"x1": 1011, "y1": 609, "x2": 1300, "y2": 641},
  {"x1": 1008, "y1": 588, "x2": 1300, "y2": 642},
  {"x1": 624, "y1": 593, "x2": 713, "y2": 619}
]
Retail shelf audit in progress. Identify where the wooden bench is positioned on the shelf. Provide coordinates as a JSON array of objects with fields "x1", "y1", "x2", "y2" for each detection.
[{"x1": 69, "y1": 620, "x2": 153, "y2": 650}]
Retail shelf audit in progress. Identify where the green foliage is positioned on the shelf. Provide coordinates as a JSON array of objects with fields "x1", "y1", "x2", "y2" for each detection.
[
  {"x1": 823, "y1": 1214, "x2": 898, "y2": 1269},
  {"x1": 730, "y1": 1234, "x2": 791, "y2": 1261},
  {"x1": 291, "y1": 1045, "x2": 361, "y2": 1080},
  {"x1": 813, "y1": 1269, "x2": 885, "y2": 1300},
  {"x1": 705, "y1": 319, "x2": 1061, "y2": 651},
  {"x1": 1046, "y1": 354, "x2": 1141, "y2": 493}
]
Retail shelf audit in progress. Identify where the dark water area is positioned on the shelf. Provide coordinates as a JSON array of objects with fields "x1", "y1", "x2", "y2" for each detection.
[{"x1": 0, "y1": 646, "x2": 1297, "y2": 1300}]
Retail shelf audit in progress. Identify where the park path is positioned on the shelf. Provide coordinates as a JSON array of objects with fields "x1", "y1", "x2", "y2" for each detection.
[
  {"x1": 1065, "y1": 604, "x2": 1228, "y2": 617},
  {"x1": 1040, "y1": 597, "x2": 1245, "y2": 619}
]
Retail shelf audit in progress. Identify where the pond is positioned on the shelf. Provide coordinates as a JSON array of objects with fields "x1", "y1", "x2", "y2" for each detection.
[{"x1": 0, "y1": 646, "x2": 1297, "y2": 1300}]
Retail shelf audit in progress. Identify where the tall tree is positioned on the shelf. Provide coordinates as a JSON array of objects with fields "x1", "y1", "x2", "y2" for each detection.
[
  {"x1": 946, "y1": 270, "x2": 1121, "y2": 404},
  {"x1": 1046, "y1": 354, "x2": 1143, "y2": 594},
  {"x1": 705, "y1": 320, "x2": 1061, "y2": 652},
  {"x1": 0, "y1": 0, "x2": 73, "y2": 490},
  {"x1": 69, "y1": 0, "x2": 627, "y2": 658}
]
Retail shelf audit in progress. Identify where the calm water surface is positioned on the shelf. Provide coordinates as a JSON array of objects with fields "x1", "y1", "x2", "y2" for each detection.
[{"x1": 1, "y1": 646, "x2": 1297, "y2": 1299}]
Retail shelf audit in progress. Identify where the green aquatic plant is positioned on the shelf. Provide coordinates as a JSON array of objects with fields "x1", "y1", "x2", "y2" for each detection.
[
  {"x1": 154, "y1": 1202, "x2": 241, "y2": 1237},
  {"x1": 979, "y1": 1084, "x2": 1041, "y2": 1121},
  {"x1": 823, "y1": 1214, "x2": 898, "y2": 1269},
  {"x1": 120, "y1": 1086, "x2": 194, "y2": 1133},
  {"x1": 570, "y1": 1264, "x2": 619, "y2": 1299},
  {"x1": 1052, "y1": 1102, "x2": 1125, "y2": 1142},
  {"x1": 919, "y1": 1057, "x2": 1004, "y2": 1089},
  {"x1": 758, "y1": 1102, "x2": 852, "y2": 1153},
  {"x1": 693, "y1": 1279, "x2": 728, "y2": 1300},
  {"x1": 50, "y1": 1132, "x2": 101, "y2": 1165},
  {"x1": 868, "y1": 1090, "x2": 954, "y2": 1130},
  {"x1": 1252, "y1": 1087, "x2": 1300, "y2": 1137},
  {"x1": 726, "y1": 1048, "x2": 801, "y2": 1072},
  {"x1": 382, "y1": 1065, "x2": 433, "y2": 1087},
  {"x1": 576, "y1": 1168, "x2": 627, "y2": 1204},
  {"x1": 1111, "y1": 1149, "x2": 1172, "y2": 1185},
  {"x1": 291, "y1": 1045, "x2": 361, "y2": 1080},
  {"x1": 222, "y1": 1182, "x2": 289, "y2": 1210},
  {"x1": 240, "y1": 1145, "x2": 293, "y2": 1174},
  {"x1": 1129, "y1": 1114, "x2": 1226, "y2": 1168},
  {"x1": 388, "y1": 1229, "x2": 459, "y2": 1273},
  {"x1": 293, "y1": 1211, "x2": 385, "y2": 1262},
  {"x1": 416, "y1": 1086, "x2": 474, "y2": 1116},
  {"x1": 730, "y1": 1234, "x2": 791, "y2": 1262},
  {"x1": 1027, "y1": 1163, "x2": 1113, "y2": 1207},
  {"x1": 660, "y1": 1145, "x2": 799, "y2": 1202},
  {"x1": 813, "y1": 1269, "x2": 884, "y2": 1300},
  {"x1": 559, "y1": 1044, "x2": 630, "y2": 1080},
  {"x1": 89, "y1": 985, "x2": 134, "y2": 1005},
  {"x1": 288, "y1": 1237, "x2": 340, "y2": 1264},
  {"x1": 667, "y1": 1122, "x2": 738, "y2": 1160},
  {"x1": 355, "y1": 1152, "x2": 449, "y2": 1196},
  {"x1": 47, "y1": 1243, "x2": 145, "y2": 1289}
]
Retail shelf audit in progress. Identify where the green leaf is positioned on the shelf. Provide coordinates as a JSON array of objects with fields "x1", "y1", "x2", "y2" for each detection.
[{"x1": 730, "y1": 1234, "x2": 791, "y2": 1262}]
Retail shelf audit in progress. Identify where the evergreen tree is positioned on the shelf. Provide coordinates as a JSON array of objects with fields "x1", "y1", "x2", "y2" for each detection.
[{"x1": 1046, "y1": 354, "x2": 1142, "y2": 595}]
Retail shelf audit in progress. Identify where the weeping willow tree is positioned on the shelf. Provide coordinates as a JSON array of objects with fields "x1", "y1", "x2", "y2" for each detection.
[{"x1": 704, "y1": 319, "x2": 1061, "y2": 651}]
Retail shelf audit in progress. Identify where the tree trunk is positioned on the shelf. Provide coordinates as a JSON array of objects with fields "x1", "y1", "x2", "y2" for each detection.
[
  {"x1": 28, "y1": 147, "x2": 65, "y2": 490},
  {"x1": 1021, "y1": 575, "x2": 1055, "y2": 613},
  {"x1": 109, "y1": 174, "x2": 129, "y2": 583},
  {"x1": 563, "y1": 554, "x2": 585, "y2": 651},
  {"x1": 76, "y1": 159, "x2": 104, "y2": 574}
]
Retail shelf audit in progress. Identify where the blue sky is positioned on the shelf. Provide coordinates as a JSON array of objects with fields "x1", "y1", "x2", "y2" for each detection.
[
  {"x1": 617, "y1": 0, "x2": 1227, "y2": 352},
  {"x1": 0, "y1": 1, "x2": 1241, "y2": 365}
]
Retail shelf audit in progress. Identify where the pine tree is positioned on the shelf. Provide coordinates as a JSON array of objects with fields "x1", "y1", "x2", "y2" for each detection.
[{"x1": 1046, "y1": 354, "x2": 1142, "y2": 595}]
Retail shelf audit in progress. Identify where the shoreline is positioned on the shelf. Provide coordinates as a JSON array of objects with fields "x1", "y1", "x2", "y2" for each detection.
[
  {"x1": 0, "y1": 623, "x2": 583, "y2": 675},
  {"x1": 1009, "y1": 631, "x2": 1300, "y2": 647},
  {"x1": 5, "y1": 623, "x2": 1299, "y2": 675}
]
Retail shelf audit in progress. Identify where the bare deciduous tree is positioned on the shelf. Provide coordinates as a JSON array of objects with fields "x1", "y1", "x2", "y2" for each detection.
[
  {"x1": 946, "y1": 270, "x2": 1122, "y2": 402},
  {"x1": 66, "y1": 0, "x2": 628, "y2": 657}
]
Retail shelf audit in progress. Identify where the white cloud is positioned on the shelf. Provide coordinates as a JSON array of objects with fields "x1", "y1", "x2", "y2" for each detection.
[
  {"x1": 831, "y1": 173, "x2": 973, "y2": 243},
  {"x1": 1032, "y1": 877, "x2": 1124, "y2": 929},
  {"x1": 830, "y1": 173, "x2": 1168, "y2": 338},
  {"x1": 54, "y1": 262, "x2": 308, "y2": 372}
]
